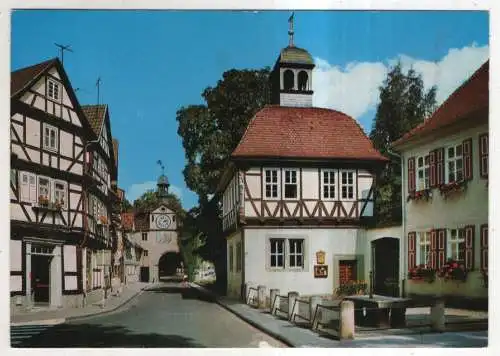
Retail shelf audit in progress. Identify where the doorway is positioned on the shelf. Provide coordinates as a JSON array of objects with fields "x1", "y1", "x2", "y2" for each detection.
[
  {"x1": 339, "y1": 260, "x2": 357, "y2": 285},
  {"x1": 158, "y1": 252, "x2": 183, "y2": 279},
  {"x1": 31, "y1": 254, "x2": 52, "y2": 304},
  {"x1": 140, "y1": 267, "x2": 150, "y2": 282},
  {"x1": 371, "y1": 237, "x2": 400, "y2": 297}
]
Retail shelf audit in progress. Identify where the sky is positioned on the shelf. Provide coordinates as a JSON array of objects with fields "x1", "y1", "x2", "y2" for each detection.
[{"x1": 11, "y1": 10, "x2": 489, "y2": 211}]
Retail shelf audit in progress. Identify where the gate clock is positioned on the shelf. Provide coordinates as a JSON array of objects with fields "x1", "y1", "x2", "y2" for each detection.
[{"x1": 155, "y1": 215, "x2": 171, "y2": 229}]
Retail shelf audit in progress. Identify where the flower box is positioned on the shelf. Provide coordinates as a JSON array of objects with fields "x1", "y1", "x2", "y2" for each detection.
[
  {"x1": 335, "y1": 280, "x2": 368, "y2": 297},
  {"x1": 407, "y1": 189, "x2": 432, "y2": 202},
  {"x1": 437, "y1": 259, "x2": 467, "y2": 282},
  {"x1": 438, "y1": 181, "x2": 467, "y2": 199},
  {"x1": 407, "y1": 264, "x2": 436, "y2": 283}
]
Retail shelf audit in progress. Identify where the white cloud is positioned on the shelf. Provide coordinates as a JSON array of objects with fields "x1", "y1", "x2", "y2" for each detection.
[
  {"x1": 126, "y1": 180, "x2": 183, "y2": 203},
  {"x1": 312, "y1": 43, "x2": 489, "y2": 119}
]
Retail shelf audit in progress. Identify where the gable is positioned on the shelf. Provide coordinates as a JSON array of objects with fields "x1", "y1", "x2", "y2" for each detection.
[{"x1": 152, "y1": 205, "x2": 174, "y2": 215}]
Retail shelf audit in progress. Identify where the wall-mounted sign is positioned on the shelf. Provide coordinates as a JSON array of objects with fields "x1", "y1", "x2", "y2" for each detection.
[
  {"x1": 316, "y1": 250, "x2": 326, "y2": 265},
  {"x1": 314, "y1": 265, "x2": 328, "y2": 278}
]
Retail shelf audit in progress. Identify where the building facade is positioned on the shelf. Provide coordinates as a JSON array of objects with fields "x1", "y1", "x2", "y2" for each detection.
[
  {"x1": 218, "y1": 20, "x2": 401, "y2": 299},
  {"x1": 392, "y1": 60, "x2": 489, "y2": 308},
  {"x1": 10, "y1": 58, "x2": 119, "y2": 312}
]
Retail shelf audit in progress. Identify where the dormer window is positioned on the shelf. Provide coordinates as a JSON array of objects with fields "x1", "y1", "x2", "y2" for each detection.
[
  {"x1": 283, "y1": 70, "x2": 295, "y2": 91},
  {"x1": 47, "y1": 79, "x2": 60, "y2": 101},
  {"x1": 298, "y1": 71, "x2": 309, "y2": 91}
]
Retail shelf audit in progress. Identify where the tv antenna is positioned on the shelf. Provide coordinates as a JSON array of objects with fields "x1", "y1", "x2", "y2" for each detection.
[{"x1": 54, "y1": 43, "x2": 73, "y2": 65}]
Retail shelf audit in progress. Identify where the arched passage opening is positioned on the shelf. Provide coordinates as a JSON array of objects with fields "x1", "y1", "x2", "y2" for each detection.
[
  {"x1": 158, "y1": 252, "x2": 184, "y2": 280},
  {"x1": 371, "y1": 237, "x2": 400, "y2": 297}
]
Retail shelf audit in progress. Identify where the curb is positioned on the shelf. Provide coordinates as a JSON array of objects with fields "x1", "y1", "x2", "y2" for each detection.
[
  {"x1": 11, "y1": 284, "x2": 153, "y2": 326},
  {"x1": 190, "y1": 283, "x2": 296, "y2": 347}
]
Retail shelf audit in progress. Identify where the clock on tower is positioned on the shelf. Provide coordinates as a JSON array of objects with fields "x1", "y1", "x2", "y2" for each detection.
[{"x1": 155, "y1": 215, "x2": 171, "y2": 229}]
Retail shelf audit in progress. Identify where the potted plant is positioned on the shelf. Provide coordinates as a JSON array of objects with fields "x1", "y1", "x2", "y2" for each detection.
[
  {"x1": 407, "y1": 264, "x2": 436, "y2": 283},
  {"x1": 38, "y1": 195, "x2": 49, "y2": 207},
  {"x1": 438, "y1": 181, "x2": 468, "y2": 199},
  {"x1": 437, "y1": 259, "x2": 467, "y2": 282},
  {"x1": 407, "y1": 189, "x2": 433, "y2": 202}
]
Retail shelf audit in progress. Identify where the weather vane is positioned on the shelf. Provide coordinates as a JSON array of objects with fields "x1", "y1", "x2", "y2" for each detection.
[
  {"x1": 157, "y1": 160, "x2": 165, "y2": 175},
  {"x1": 288, "y1": 11, "x2": 295, "y2": 47}
]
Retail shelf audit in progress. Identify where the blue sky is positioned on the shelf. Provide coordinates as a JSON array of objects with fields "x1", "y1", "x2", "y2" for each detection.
[{"x1": 11, "y1": 10, "x2": 489, "y2": 210}]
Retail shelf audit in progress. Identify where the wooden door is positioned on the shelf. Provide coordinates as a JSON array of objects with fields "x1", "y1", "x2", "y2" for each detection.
[{"x1": 339, "y1": 260, "x2": 356, "y2": 285}]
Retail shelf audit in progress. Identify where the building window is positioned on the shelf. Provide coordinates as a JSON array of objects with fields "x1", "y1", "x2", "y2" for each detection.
[
  {"x1": 283, "y1": 169, "x2": 298, "y2": 199},
  {"x1": 479, "y1": 134, "x2": 488, "y2": 178},
  {"x1": 236, "y1": 241, "x2": 242, "y2": 272},
  {"x1": 322, "y1": 170, "x2": 336, "y2": 199},
  {"x1": 43, "y1": 123, "x2": 58, "y2": 151},
  {"x1": 38, "y1": 176, "x2": 51, "y2": 201},
  {"x1": 143, "y1": 250, "x2": 148, "y2": 257},
  {"x1": 298, "y1": 71, "x2": 309, "y2": 91},
  {"x1": 417, "y1": 155, "x2": 430, "y2": 190},
  {"x1": 447, "y1": 228, "x2": 465, "y2": 263},
  {"x1": 416, "y1": 231, "x2": 431, "y2": 267},
  {"x1": 20, "y1": 172, "x2": 36, "y2": 203},
  {"x1": 269, "y1": 238, "x2": 285, "y2": 268},
  {"x1": 283, "y1": 69, "x2": 294, "y2": 91},
  {"x1": 54, "y1": 181, "x2": 67, "y2": 209},
  {"x1": 47, "y1": 79, "x2": 60, "y2": 101},
  {"x1": 264, "y1": 169, "x2": 279, "y2": 199},
  {"x1": 446, "y1": 144, "x2": 463, "y2": 183},
  {"x1": 340, "y1": 171, "x2": 354, "y2": 200},
  {"x1": 289, "y1": 239, "x2": 304, "y2": 268},
  {"x1": 142, "y1": 232, "x2": 147, "y2": 241}
]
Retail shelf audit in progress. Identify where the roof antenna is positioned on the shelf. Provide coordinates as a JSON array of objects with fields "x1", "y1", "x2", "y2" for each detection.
[
  {"x1": 54, "y1": 43, "x2": 73, "y2": 65},
  {"x1": 288, "y1": 12, "x2": 295, "y2": 47}
]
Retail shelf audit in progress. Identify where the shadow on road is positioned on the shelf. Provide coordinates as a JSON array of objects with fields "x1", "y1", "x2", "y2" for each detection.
[
  {"x1": 144, "y1": 285, "x2": 216, "y2": 303},
  {"x1": 15, "y1": 323, "x2": 205, "y2": 348}
]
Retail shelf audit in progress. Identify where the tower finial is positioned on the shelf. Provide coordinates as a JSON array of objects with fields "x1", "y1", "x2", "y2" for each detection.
[
  {"x1": 157, "y1": 160, "x2": 165, "y2": 175},
  {"x1": 288, "y1": 12, "x2": 295, "y2": 47}
]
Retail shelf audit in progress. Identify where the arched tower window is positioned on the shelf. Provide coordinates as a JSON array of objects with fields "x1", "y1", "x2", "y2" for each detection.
[
  {"x1": 298, "y1": 71, "x2": 309, "y2": 91},
  {"x1": 283, "y1": 70, "x2": 295, "y2": 91}
]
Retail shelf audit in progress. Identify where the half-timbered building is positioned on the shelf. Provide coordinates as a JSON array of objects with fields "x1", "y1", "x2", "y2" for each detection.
[
  {"x1": 10, "y1": 58, "x2": 97, "y2": 310},
  {"x1": 217, "y1": 22, "x2": 396, "y2": 299},
  {"x1": 392, "y1": 60, "x2": 489, "y2": 309}
]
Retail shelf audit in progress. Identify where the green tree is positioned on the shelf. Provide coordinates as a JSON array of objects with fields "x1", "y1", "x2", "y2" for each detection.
[
  {"x1": 176, "y1": 67, "x2": 271, "y2": 291},
  {"x1": 370, "y1": 62, "x2": 437, "y2": 225},
  {"x1": 120, "y1": 198, "x2": 133, "y2": 212},
  {"x1": 132, "y1": 189, "x2": 185, "y2": 219}
]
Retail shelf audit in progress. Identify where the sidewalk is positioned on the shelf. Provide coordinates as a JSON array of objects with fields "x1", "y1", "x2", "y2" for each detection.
[
  {"x1": 11, "y1": 282, "x2": 154, "y2": 326},
  {"x1": 191, "y1": 283, "x2": 488, "y2": 348}
]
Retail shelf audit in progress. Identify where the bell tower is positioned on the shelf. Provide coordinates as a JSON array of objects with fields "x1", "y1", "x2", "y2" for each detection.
[
  {"x1": 269, "y1": 13, "x2": 315, "y2": 107},
  {"x1": 156, "y1": 160, "x2": 170, "y2": 200}
]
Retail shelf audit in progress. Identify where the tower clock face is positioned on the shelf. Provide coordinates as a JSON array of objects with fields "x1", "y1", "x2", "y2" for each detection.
[{"x1": 155, "y1": 214, "x2": 171, "y2": 229}]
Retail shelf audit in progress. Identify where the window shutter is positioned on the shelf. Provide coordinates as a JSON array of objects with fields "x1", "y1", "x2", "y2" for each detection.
[
  {"x1": 408, "y1": 232, "x2": 416, "y2": 270},
  {"x1": 408, "y1": 157, "x2": 416, "y2": 193},
  {"x1": 479, "y1": 134, "x2": 488, "y2": 178},
  {"x1": 480, "y1": 224, "x2": 488, "y2": 270},
  {"x1": 29, "y1": 174, "x2": 37, "y2": 203},
  {"x1": 463, "y1": 138, "x2": 473, "y2": 180},
  {"x1": 464, "y1": 225, "x2": 475, "y2": 270},
  {"x1": 20, "y1": 172, "x2": 29, "y2": 201},
  {"x1": 429, "y1": 150, "x2": 437, "y2": 188},
  {"x1": 436, "y1": 148, "x2": 445, "y2": 185},
  {"x1": 430, "y1": 230, "x2": 437, "y2": 269},
  {"x1": 437, "y1": 229, "x2": 446, "y2": 269}
]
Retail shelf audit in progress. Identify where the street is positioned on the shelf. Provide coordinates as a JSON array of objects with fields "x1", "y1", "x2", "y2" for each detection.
[{"x1": 11, "y1": 282, "x2": 287, "y2": 348}]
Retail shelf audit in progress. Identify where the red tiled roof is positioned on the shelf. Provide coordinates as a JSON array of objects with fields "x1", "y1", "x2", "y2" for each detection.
[
  {"x1": 121, "y1": 213, "x2": 134, "y2": 231},
  {"x1": 134, "y1": 213, "x2": 150, "y2": 231},
  {"x1": 232, "y1": 106, "x2": 388, "y2": 161},
  {"x1": 392, "y1": 60, "x2": 489, "y2": 148},
  {"x1": 11, "y1": 58, "x2": 58, "y2": 96},
  {"x1": 81, "y1": 104, "x2": 107, "y2": 136}
]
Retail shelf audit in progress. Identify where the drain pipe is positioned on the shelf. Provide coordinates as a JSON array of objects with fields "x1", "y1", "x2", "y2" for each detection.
[{"x1": 386, "y1": 148, "x2": 405, "y2": 297}]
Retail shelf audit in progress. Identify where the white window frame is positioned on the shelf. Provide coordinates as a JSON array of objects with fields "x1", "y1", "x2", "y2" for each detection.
[
  {"x1": 269, "y1": 238, "x2": 285, "y2": 269},
  {"x1": 37, "y1": 176, "x2": 51, "y2": 201},
  {"x1": 54, "y1": 180, "x2": 68, "y2": 210},
  {"x1": 142, "y1": 232, "x2": 147, "y2": 241},
  {"x1": 264, "y1": 168, "x2": 280, "y2": 199},
  {"x1": 416, "y1": 231, "x2": 431, "y2": 267},
  {"x1": 445, "y1": 143, "x2": 464, "y2": 184},
  {"x1": 283, "y1": 169, "x2": 298, "y2": 200},
  {"x1": 447, "y1": 228, "x2": 466, "y2": 263},
  {"x1": 288, "y1": 239, "x2": 305, "y2": 269},
  {"x1": 322, "y1": 169, "x2": 336, "y2": 200},
  {"x1": 340, "y1": 170, "x2": 355, "y2": 200},
  {"x1": 20, "y1": 171, "x2": 37, "y2": 203},
  {"x1": 416, "y1": 155, "x2": 430, "y2": 190},
  {"x1": 43, "y1": 123, "x2": 58, "y2": 152},
  {"x1": 47, "y1": 79, "x2": 61, "y2": 102}
]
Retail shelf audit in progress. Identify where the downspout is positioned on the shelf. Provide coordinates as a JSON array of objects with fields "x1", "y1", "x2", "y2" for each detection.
[{"x1": 386, "y1": 147, "x2": 405, "y2": 297}]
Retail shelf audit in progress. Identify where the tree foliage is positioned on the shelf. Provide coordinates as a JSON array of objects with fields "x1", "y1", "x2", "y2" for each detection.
[
  {"x1": 369, "y1": 62, "x2": 437, "y2": 225},
  {"x1": 132, "y1": 189, "x2": 185, "y2": 220}
]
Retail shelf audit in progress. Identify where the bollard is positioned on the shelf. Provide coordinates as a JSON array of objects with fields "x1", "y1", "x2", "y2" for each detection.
[
  {"x1": 310, "y1": 296, "x2": 323, "y2": 328},
  {"x1": 257, "y1": 285, "x2": 267, "y2": 309},
  {"x1": 430, "y1": 298, "x2": 445, "y2": 332},
  {"x1": 288, "y1": 291, "x2": 299, "y2": 321},
  {"x1": 270, "y1": 289, "x2": 280, "y2": 314},
  {"x1": 339, "y1": 300, "x2": 355, "y2": 340}
]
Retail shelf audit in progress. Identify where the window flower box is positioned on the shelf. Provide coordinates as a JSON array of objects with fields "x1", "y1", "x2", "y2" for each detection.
[
  {"x1": 407, "y1": 189, "x2": 432, "y2": 202},
  {"x1": 335, "y1": 280, "x2": 368, "y2": 297},
  {"x1": 407, "y1": 264, "x2": 436, "y2": 283},
  {"x1": 438, "y1": 181, "x2": 467, "y2": 199},
  {"x1": 38, "y1": 195, "x2": 49, "y2": 207},
  {"x1": 437, "y1": 259, "x2": 467, "y2": 282}
]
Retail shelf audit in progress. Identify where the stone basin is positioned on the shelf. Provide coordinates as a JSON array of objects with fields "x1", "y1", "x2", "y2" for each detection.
[{"x1": 344, "y1": 295, "x2": 412, "y2": 328}]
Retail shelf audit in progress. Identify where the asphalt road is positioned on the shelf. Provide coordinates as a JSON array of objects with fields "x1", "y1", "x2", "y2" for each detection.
[{"x1": 11, "y1": 282, "x2": 288, "y2": 348}]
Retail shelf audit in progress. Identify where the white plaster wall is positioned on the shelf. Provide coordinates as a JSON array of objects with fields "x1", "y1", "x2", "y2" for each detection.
[
  {"x1": 10, "y1": 240, "x2": 22, "y2": 271},
  {"x1": 64, "y1": 245, "x2": 77, "y2": 272},
  {"x1": 59, "y1": 130, "x2": 73, "y2": 158},
  {"x1": 25, "y1": 117, "x2": 40, "y2": 148},
  {"x1": 280, "y1": 93, "x2": 313, "y2": 107},
  {"x1": 227, "y1": 231, "x2": 242, "y2": 298},
  {"x1": 302, "y1": 168, "x2": 318, "y2": 199},
  {"x1": 244, "y1": 227, "x2": 365, "y2": 296},
  {"x1": 11, "y1": 276, "x2": 22, "y2": 292}
]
